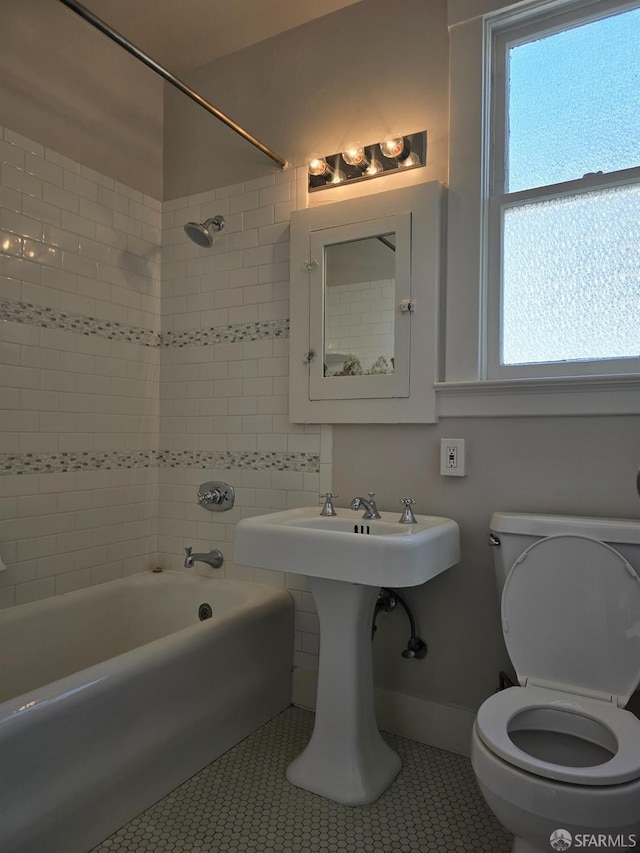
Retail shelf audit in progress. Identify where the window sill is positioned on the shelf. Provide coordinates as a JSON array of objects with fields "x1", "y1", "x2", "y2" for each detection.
[{"x1": 435, "y1": 374, "x2": 640, "y2": 417}]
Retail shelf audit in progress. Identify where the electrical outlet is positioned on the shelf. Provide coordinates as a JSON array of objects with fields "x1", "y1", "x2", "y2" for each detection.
[{"x1": 440, "y1": 438, "x2": 466, "y2": 477}]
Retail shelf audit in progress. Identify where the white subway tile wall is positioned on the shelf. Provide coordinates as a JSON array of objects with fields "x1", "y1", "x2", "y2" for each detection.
[
  {"x1": 0, "y1": 124, "x2": 160, "y2": 607},
  {"x1": 324, "y1": 278, "x2": 395, "y2": 374},
  {"x1": 160, "y1": 168, "x2": 327, "y2": 672},
  {"x1": 1, "y1": 129, "x2": 324, "y2": 669}
]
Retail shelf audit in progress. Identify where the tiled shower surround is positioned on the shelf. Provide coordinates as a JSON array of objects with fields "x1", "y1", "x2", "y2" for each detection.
[
  {"x1": 159, "y1": 170, "x2": 325, "y2": 673},
  {"x1": 0, "y1": 124, "x2": 161, "y2": 609},
  {"x1": 0, "y1": 126, "x2": 325, "y2": 671}
]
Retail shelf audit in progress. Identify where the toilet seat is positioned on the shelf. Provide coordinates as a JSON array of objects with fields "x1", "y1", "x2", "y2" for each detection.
[
  {"x1": 502, "y1": 535, "x2": 640, "y2": 707},
  {"x1": 476, "y1": 534, "x2": 640, "y2": 786},
  {"x1": 475, "y1": 684, "x2": 640, "y2": 785}
]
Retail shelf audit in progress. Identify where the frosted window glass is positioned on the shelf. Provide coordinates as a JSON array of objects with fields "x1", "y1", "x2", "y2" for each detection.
[
  {"x1": 501, "y1": 182, "x2": 640, "y2": 366},
  {"x1": 507, "y1": 7, "x2": 640, "y2": 193}
]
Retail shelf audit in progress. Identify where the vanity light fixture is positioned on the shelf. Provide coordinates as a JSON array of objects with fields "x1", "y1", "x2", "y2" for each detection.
[{"x1": 307, "y1": 131, "x2": 426, "y2": 192}]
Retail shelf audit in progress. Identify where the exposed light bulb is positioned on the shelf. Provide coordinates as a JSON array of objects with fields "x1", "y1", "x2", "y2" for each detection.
[
  {"x1": 399, "y1": 151, "x2": 421, "y2": 168},
  {"x1": 341, "y1": 142, "x2": 368, "y2": 169},
  {"x1": 307, "y1": 155, "x2": 331, "y2": 177},
  {"x1": 365, "y1": 158, "x2": 383, "y2": 176},
  {"x1": 380, "y1": 136, "x2": 409, "y2": 160},
  {"x1": 380, "y1": 137, "x2": 405, "y2": 158}
]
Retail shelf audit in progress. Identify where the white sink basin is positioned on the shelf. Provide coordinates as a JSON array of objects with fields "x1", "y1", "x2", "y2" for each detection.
[{"x1": 234, "y1": 507, "x2": 460, "y2": 587}]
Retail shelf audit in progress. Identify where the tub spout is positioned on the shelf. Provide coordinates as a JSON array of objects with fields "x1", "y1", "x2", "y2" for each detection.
[{"x1": 184, "y1": 546, "x2": 224, "y2": 569}]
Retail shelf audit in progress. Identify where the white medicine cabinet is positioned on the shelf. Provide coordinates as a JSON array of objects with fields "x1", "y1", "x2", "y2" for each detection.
[{"x1": 289, "y1": 182, "x2": 441, "y2": 423}]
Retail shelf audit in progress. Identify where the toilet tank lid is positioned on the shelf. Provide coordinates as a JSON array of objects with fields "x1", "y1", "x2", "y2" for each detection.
[{"x1": 490, "y1": 512, "x2": 640, "y2": 545}]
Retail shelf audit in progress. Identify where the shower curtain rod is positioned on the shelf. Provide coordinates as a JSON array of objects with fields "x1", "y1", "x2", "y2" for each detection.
[{"x1": 56, "y1": 0, "x2": 289, "y2": 170}]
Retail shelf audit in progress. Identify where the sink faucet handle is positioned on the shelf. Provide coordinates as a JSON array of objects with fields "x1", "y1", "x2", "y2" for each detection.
[
  {"x1": 399, "y1": 498, "x2": 417, "y2": 524},
  {"x1": 319, "y1": 493, "x2": 338, "y2": 516},
  {"x1": 368, "y1": 492, "x2": 381, "y2": 514}
]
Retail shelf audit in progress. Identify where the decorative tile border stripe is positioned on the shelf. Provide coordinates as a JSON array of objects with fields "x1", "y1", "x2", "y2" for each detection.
[
  {"x1": 156, "y1": 450, "x2": 319, "y2": 472},
  {"x1": 0, "y1": 450, "x2": 157, "y2": 476},
  {"x1": 161, "y1": 320, "x2": 289, "y2": 347},
  {"x1": 0, "y1": 298, "x2": 159, "y2": 347},
  {"x1": 1, "y1": 449, "x2": 319, "y2": 476},
  {"x1": 1, "y1": 298, "x2": 289, "y2": 348}
]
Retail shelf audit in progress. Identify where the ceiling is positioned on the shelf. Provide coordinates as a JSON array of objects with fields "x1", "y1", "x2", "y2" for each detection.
[{"x1": 80, "y1": 0, "x2": 364, "y2": 74}]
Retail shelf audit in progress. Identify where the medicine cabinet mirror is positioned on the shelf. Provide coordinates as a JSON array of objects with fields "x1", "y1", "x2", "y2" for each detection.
[{"x1": 289, "y1": 182, "x2": 441, "y2": 423}]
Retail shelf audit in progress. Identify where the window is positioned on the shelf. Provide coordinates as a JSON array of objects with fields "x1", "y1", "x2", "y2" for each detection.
[
  {"x1": 488, "y1": 2, "x2": 640, "y2": 379},
  {"x1": 444, "y1": 0, "x2": 640, "y2": 415}
]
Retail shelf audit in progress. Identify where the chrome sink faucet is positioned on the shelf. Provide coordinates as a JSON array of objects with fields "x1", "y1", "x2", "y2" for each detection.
[
  {"x1": 350, "y1": 492, "x2": 381, "y2": 520},
  {"x1": 184, "y1": 547, "x2": 224, "y2": 569}
]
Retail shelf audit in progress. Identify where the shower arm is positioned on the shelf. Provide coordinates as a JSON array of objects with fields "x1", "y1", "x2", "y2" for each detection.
[{"x1": 56, "y1": 0, "x2": 288, "y2": 171}]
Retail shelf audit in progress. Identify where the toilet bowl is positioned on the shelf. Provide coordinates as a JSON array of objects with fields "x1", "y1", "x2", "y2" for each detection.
[{"x1": 472, "y1": 515, "x2": 640, "y2": 853}]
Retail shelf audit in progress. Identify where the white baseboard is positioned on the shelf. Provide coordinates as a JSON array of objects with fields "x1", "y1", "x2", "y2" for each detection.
[{"x1": 292, "y1": 666, "x2": 476, "y2": 757}]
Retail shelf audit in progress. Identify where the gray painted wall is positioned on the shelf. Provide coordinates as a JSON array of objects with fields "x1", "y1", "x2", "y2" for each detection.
[
  {"x1": 1, "y1": 0, "x2": 447, "y2": 201},
  {"x1": 333, "y1": 417, "x2": 640, "y2": 711},
  {"x1": 1, "y1": 0, "x2": 163, "y2": 197},
  {"x1": 162, "y1": 0, "x2": 449, "y2": 198}
]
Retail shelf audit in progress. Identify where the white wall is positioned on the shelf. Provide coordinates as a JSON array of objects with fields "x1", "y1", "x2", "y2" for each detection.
[
  {"x1": 162, "y1": 0, "x2": 449, "y2": 197},
  {"x1": 324, "y1": 278, "x2": 395, "y2": 373},
  {"x1": 333, "y1": 417, "x2": 640, "y2": 713},
  {"x1": 157, "y1": 171, "x2": 332, "y2": 673},
  {"x1": 0, "y1": 126, "x2": 161, "y2": 606},
  {"x1": 0, "y1": 0, "x2": 163, "y2": 198},
  {"x1": 0, "y1": 133, "x2": 327, "y2": 677}
]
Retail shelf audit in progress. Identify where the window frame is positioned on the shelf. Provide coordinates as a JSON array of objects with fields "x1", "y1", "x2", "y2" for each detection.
[
  {"x1": 487, "y1": 4, "x2": 640, "y2": 380},
  {"x1": 441, "y1": 0, "x2": 640, "y2": 415}
]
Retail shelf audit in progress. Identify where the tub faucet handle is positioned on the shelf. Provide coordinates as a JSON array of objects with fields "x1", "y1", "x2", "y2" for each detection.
[
  {"x1": 198, "y1": 488, "x2": 222, "y2": 506},
  {"x1": 197, "y1": 481, "x2": 235, "y2": 512},
  {"x1": 319, "y1": 493, "x2": 338, "y2": 516}
]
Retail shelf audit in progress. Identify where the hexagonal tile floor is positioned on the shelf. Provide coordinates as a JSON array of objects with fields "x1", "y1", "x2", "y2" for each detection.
[{"x1": 91, "y1": 706, "x2": 512, "y2": 852}]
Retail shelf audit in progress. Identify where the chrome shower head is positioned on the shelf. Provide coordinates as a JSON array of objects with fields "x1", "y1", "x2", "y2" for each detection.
[{"x1": 183, "y1": 215, "x2": 225, "y2": 248}]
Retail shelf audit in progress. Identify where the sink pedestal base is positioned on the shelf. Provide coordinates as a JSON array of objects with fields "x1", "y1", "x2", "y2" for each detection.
[{"x1": 287, "y1": 577, "x2": 401, "y2": 805}]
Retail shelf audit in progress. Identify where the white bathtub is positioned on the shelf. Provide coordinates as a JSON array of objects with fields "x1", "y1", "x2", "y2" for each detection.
[{"x1": 0, "y1": 571, "x2": 294, "y2": 853}]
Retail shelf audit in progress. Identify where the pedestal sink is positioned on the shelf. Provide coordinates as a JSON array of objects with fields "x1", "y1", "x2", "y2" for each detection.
[{"x1": 234, "y1": 507, "x2": 460, "y2": 805}]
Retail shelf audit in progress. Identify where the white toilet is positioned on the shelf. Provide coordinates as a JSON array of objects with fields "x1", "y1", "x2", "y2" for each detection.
[{"x1": 472, "y1": 512, "x2": 640, "y2": 853}]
